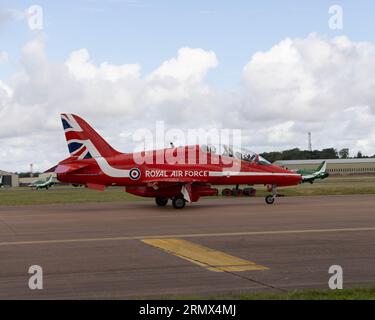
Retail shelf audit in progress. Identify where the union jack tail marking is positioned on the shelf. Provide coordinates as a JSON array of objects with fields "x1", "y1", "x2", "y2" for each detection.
[{"x1": 61, "y1": 114, "x2": 120, "y2": 159}]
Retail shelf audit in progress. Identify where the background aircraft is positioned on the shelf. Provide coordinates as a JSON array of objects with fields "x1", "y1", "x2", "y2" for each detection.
[
  {"x1": 295, "y1": 161, "x2": 329, "y2": 184},
  {"x1": 49, "y1": 114, "x2": 326, "y2": 208},
  {"x1": 29, "y1": 175, "x2": 54, "y2": 190}
]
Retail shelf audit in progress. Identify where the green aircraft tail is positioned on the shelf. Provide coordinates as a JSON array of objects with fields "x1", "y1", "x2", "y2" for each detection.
[
  {"x1": 316, "y1": 161, "x2": 326, "y2": 172},
  {"x1": 301, "y1": 161, "x2": 329, "y2": 183}
]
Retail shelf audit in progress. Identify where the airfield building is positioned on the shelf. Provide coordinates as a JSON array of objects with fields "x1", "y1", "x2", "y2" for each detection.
[
  {"x1": 274, "y1": 158, "x2": 375, "y2": 176},
  {"x1": 0, "y1": 170, "x2": 19, "y2": 187}
]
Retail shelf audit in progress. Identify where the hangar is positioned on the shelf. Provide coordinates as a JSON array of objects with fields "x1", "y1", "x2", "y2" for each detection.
[
  {"x1": 0, "y1": 170, "x2": 19, "y2": 187},
  {"x1": 274, "y1": 158, "x2": 375, "y2": 176}
]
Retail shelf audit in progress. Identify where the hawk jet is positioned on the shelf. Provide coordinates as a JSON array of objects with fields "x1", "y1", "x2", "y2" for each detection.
[{"x1": 48, "y1": 114, "x2": 328, "y2": 209}]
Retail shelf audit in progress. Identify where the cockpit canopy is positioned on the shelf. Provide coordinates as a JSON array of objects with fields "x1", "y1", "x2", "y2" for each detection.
[{"x1": 200, "y1": 144, "x2": 271, "y2": 165}]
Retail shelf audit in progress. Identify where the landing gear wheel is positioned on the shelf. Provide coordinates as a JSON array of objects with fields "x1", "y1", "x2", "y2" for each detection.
[
  {"x1": 265, "y1": 195, "x2": 275, "y2": 205},
  {"x1": 155, "y1": 197, "x2": 168, "y2": 207},
  {"x1": 172, "y1": 197, "x2": 186, "y2": 209}
]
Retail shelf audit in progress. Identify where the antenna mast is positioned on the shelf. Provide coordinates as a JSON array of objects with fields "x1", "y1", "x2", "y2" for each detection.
[{"x1": 30, "y1": 163, "x2": 34, "y2": 178}]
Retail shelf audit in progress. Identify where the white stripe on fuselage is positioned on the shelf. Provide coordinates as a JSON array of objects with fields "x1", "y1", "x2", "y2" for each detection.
[
  {"x1": 68, "y1": 139, "x2": 130, "y2": 178},
  {"x1": 208, "y1": 171, "x2": 301, "y2": 177}
]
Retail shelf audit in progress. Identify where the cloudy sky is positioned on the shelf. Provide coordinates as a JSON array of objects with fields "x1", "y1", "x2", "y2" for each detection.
[{"x1": 1, "y1": 0, "x2": 375, "y2": 172}]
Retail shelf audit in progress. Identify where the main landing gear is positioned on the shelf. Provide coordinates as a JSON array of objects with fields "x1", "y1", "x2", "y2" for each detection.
[
  {"x1": 172, "y1": 197, "x2": 186, "y2": 209},
  {"x1": 155, "y1": 196, "x2": 168, "y2": 207},
  {"x1": 155, "y1": 196, "x2": 186, "y2": 209}
]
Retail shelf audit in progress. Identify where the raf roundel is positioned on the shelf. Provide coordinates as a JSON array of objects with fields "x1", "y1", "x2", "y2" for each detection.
[{"x1": 129, "y1": 168, "x2": 141, "y2": 180}]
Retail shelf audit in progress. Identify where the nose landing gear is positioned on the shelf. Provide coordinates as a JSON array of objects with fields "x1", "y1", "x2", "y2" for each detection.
[
  {"x1": 265, "y1": 184, "x2": 277, "y2": 205},
  {"x1": 265, "y1": 184, "x2": 285, "y2": 204},
  {"x1": 265, "y1": 195, "x2": 275, "y2": 204}
]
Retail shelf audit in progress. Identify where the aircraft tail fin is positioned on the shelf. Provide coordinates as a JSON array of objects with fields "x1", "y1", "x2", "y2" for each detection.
[
  {"x1": 60, "y1": 114, "x2": 121, "y2": 159},
  {"x1": 316, "y1": 161, "x2": 327, "y2": 174}
]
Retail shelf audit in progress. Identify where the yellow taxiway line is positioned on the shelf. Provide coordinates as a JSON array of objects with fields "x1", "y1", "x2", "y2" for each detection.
[
  {"x1": 142, "y1": 238, "x2": 268, "y2": 272},
  {"x1": 0, "y1": 227, "x2": 374, "y2": 247}
]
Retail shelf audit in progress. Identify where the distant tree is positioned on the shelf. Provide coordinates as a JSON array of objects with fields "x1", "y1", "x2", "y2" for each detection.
[
  {"x1": 259, "y1": 151, "x2": 282, "y2": 163},
  {"x1": 281, "y1": 148, "x2": 302, "y2": 160},
  {"x1": 356, "y1": 151, "x2": 363, "y2": 158},
  {"x1": 339, "y1": 148, "x2": 349, "y2": 159},
  {"x1": 320, "y1": 148, "x2": 339, "y2": 159},
  {"x1": 260, "y1": 147, "x2": 339, "y2": 162}
]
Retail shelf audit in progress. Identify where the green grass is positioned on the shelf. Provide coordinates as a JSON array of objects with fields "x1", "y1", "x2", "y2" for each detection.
[
  {"x1": 1, "y1": 175, "x2": 375, "y2": 206},
  {"x1": 0, "y1": 186, "x2": 141, "y2": 206},
  {"x1": 159, "y1": 287, "x2": 375, "y2": 300}
]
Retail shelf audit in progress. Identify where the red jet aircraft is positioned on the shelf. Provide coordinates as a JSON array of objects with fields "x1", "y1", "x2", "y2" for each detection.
[{"x1": 52, "y1": 114, "x2": 304, "y2": 209}]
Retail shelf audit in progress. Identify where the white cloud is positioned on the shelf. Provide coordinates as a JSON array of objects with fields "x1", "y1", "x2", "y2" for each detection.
[
  {"x1": 241, "y1": 33, "x2": 375, "y2": 122},
  {"x1": 147, "y1": 47, "x2": 218, "y2": 83},
  {"x1": 0, "y1": 80, "x2": 12, "y2": 97},
  {"x1": 1, "y1": 33, "x2": 375, "y2": 172},
  {"x1": 66, "y1": 49, "x2": 140, "y2": 81}
]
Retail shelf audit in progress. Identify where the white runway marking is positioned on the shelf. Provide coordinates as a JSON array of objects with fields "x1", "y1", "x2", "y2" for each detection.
[{"x1": 0, "y1": 227, "x2": 374, "y2": 247}]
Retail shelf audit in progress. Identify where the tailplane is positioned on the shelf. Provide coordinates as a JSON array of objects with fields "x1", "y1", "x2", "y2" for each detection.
[{"x1": 61, "y1": 114, "x2": 121, "y2": 159}]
